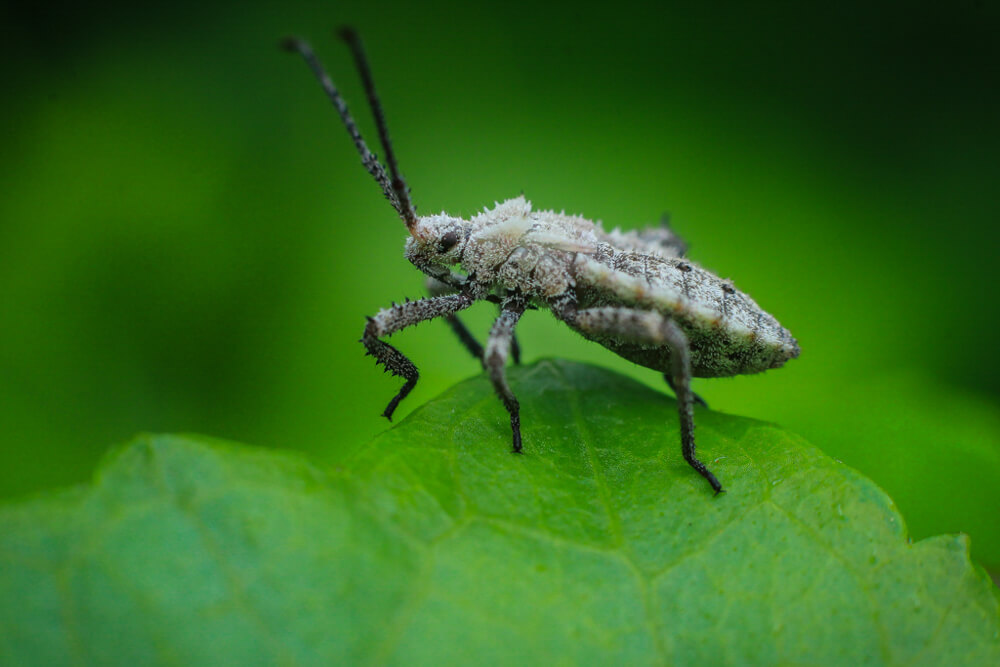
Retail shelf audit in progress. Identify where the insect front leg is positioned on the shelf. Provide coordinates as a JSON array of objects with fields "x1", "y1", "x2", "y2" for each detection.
[
  {"x1": 484, "y1": 293, "x2": 528, "y2": 453},
  {"x1": 554, "y1": 302, "x2": 723, "y2": 494},
  {"x1": 362, "y1": 292, "x2": 475, "y2": 420}
]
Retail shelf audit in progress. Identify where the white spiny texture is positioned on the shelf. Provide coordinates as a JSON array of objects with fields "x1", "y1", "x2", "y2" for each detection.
[{"x1": 406, "y1": 196, "x2": 799, "y2": 378}]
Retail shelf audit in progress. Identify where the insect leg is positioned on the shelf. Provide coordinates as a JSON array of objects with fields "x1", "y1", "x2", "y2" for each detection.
[
  {"x1": 491, "y1": 294, "x2": 523, "y2": 364},
  {"x1": 658, "y1": 317, "x2": 724, "y2": 494},
  {"x1": 447, "y1": 315, "x2": 485, "y2": 364},
  {"x1": 362, "y1": 292, "x2": 475, "y2": 420},
  {"x1": 426, "y1": 277, "x2": 522, "y2": 366},
  {"x1": 510, "y1": 330, "x2": 522, "y2": 366},
  {"x1": 665, "y1": 375, "x2": 708, "y2": 408},
  {"x1": 426, "y1": 277, "x2": 485, "y2": 364},
  {"x1": 485, "y1": 294, "x2": 528, "y2": 453},
  {"x1": 555, "y1": 303, "x2": 723, "y2": 494}
]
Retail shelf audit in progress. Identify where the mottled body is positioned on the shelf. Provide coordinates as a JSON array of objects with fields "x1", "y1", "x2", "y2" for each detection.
[
  {"x1": 285, "y1": 30, "x2": 800, "y2": 493},
  {"x1": 407, "y1": 196, "x2": 798, "y2": 379}
]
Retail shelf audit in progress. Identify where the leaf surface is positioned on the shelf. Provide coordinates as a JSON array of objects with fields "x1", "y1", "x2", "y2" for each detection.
[{"x1": 1, "y1": 360, "x2": 997, "y2": 665}]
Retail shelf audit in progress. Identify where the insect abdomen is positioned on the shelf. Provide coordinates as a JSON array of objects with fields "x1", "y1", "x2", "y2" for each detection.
[{"x1": 571, "y1": 251, "x2": 798, "y2": 377}]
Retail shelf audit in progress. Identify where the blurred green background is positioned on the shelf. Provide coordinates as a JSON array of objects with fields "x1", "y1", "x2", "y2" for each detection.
[{"x1": 2, "y1": 2, "x2": 998, "y2": 568}]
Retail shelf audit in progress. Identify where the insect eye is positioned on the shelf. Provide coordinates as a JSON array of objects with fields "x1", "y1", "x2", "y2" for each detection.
[{"x1": 438, "y1": 231, "x2": 460, "y2": 253}]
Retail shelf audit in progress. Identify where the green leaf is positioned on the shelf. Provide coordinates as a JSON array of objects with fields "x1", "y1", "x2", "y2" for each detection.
[
  {"x1": 705, "y1": 367, "x2": 1000, "y2": 571},
  {"x1": 1, "y1": 360, "x2": 997, "y2": 665}
]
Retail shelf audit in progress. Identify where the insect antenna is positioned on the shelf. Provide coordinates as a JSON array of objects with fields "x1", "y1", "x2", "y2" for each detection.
[
  {"x1": 281, "y1": 31, "x2": 419, "y2": 233},
  {"x1": 336, "y1": 28, "x2": 418, "y2": 231}
]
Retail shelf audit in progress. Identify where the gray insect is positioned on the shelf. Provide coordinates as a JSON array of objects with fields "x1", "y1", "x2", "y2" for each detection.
[{"x1": 283, "y1": 29, "x2": 800, "y2": 494}]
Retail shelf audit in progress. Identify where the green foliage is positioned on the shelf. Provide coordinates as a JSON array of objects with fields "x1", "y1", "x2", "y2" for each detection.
[
  {"x1": 1, "y1": 361, "x2": 996, "y2": 665},
  {"x1": 728, "y1": 369, "x2": 1000, "y2": 571}
]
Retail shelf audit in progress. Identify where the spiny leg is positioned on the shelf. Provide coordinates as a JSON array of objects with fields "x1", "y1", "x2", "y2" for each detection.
[
  {"x1": 492, "y1": 296, "x2": 523, "y2": 364},
  {"x1": 659, "y1": 317, "x2": 723, "y2": 494},
  {"x1": 426, "y1": 277, "x2": 521, "y2": 366},
  {"x1": 665, "y1": 375, "x2": 708, "y2": 408},
  {"x1": 362, "y1": 292, "x2": 474, "y2": 420},
  {"x1": 554, "y1": 303, "x2": 723, "y2": 494},
  {"x1": 485, "y1": 294, "x2": 527, "y2": 452},
  {"x1": 494, "y1": 295, "x2": 523, "y2": 365},
  {"x1": 447, "y1": 311, "x2": 521, "y2": 368},
  {"x1": 445, "y1": 315, "x2": 485, "y2": 364},
  {"x1": 426, "y1": 277, "x2": 484, "y2": 363}
]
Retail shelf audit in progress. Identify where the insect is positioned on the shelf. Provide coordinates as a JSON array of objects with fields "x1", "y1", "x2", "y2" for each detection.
[{"x1": 283, "y1": 29, "x2": 800, "y2": 494}]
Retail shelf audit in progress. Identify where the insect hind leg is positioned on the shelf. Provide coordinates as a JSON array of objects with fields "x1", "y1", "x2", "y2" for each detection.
[
  {"x1": 485, "y1": 294, "x2": 527, "y2": 452},
  {"x1": 362, "y1": 292, "x2": 474, "y2": 420},
  {"x1": 665, "y1": 375, "x2": 708, "y2": 409},
  {"x1": 552, "y1": 302, "x2": 723, "y2": 494}
]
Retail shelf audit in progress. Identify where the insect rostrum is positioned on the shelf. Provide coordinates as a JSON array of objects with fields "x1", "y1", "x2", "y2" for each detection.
[{"x1": 283, "y1": 29, "x2": 800, "y2": 494}]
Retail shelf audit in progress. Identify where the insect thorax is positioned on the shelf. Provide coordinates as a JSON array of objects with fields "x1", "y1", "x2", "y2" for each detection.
[{"x1": 406, "y1": 197, "x2": 591, "y2": 297}]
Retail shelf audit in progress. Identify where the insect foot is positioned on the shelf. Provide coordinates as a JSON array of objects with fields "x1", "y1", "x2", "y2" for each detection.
[
  {"x1": 286, "y1": 28, "x2": 799, "y2": 494},
  {"x1": 361, "y1": 293, "x2": 475, "y2": 420}
]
